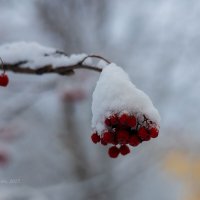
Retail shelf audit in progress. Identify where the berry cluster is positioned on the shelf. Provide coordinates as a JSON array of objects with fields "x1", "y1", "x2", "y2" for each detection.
[{"x1": 91, "y1": 113, "x2": 159, "y2": 158}]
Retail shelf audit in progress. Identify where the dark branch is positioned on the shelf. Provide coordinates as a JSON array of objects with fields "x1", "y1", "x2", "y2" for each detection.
[
  {"x1": 3, "y1": 63, "x2": 102, "y2": 76},
  {"x1": 2, "y1": 55, "x2": 111, "y2": 76}
]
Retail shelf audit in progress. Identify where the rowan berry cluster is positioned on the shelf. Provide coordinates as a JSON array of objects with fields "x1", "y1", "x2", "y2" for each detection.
[{"x1": 91, "y1": 113, "x2": 159, "y2": 158}]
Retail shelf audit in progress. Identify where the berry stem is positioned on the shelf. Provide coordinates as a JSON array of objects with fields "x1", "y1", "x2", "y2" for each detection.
[
  {"x1": 0, "y1": 57, "x2": 5, "y2": 74},
  {"x1": 80, "y1": 54, "x2": 111, "y2": 65}
]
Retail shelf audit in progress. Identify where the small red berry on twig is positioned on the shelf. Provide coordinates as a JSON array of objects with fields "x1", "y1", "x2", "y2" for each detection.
[
  {"x1": 100, "y1": 138, "x2": 108, "y2": 146},
  {"x1": 110, "y1": 114, "x2": 118, "y2": 126},
  {"x1": 129, "y1": 135, "x2": 140, "y2": 146},
  {"x1": 91, "y1": 133, "x2": 100, "y2": 144},
  {"x1": 127, "y1": 115, "x2": 136, "y2": 128},
  {"x1": 143, "y1": 134, "x2": 151, "y2": 141},
  {"x1": 120, "y1": 145, "x2": 130, "y2": 155},
  {"x1": 108, "y1": 146, "x2": 119, "y2": 158},
  {"x1": 149, "y1": 127, "x2": 159, "y2": 138},
  {"x1": 119, "y1": 113, "x2": 128, "y2": 125},
  {"x1": 104, "y1": 118, "x2": 111, "y2": 127},
  {"x1": 102, "y1": 131, "x2": 113, "y2": 143},
  {"x1": 138, "y1": 127, "x2": 149, "y2": 140},
  {"x1": 0, "y1": 73, "x2": 9, "y2": 87}
]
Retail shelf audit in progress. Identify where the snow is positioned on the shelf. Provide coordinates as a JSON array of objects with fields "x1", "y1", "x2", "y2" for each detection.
[
  {"x1": 0, "y1": 41, "x2": 87, "y2": 68},
  {"x1": 92, "y1": 63, "x2": 161, "y2": 133},
  {"x1": 97, "y1": 59, "x2": 109, "y2": 69}
]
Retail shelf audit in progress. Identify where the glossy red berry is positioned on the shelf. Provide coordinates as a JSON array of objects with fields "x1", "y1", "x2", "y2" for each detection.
[
  {"x1": 138, "y1": 127, "x2": 149, "y2": 140},
  {"x1": 129, "y1": 135, "x2": 140, "y2": 146},
  {"x1": 110, "y1": 114, "x2": 118, "y2": 126},
  {"x1": 102, "y1": 131, "x2": 113, "y2": 143},
  {"x1": 127, "y1": 115, "x2": 136, "y2": 127},
  {"x1": 101, "y1": 138, "x2": 108, "y2": 145},
  {"x1": 120, "y1": 145, "x2": 130, "y2": 155},
  {"x1": 91, "y1": 133, "x2": 100, "y2": 144},
  {"x1": 143, "y1": 134, "x2": 151, "y2": 141},
  {"x1": 104, "y1": 118, "x2": 111, "y2": 126},
  {"x1": 119, "y1": 113, "x2": 128, "y2": 125},
  {"x1": 0, "y1": 73, "x2": 9, "y2": 87},
  {"x1": 108, "y1": 146, "x2": 119, "y2": 158},
  {"x1": 149, "y1": 127, "x2": 159, "y2": 138},
  {"x1": 117, "y1": 130, "x2": 129, "y2": 144}
]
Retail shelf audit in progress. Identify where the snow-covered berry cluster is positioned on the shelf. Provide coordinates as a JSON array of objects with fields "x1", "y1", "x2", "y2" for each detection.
[
  {"x1": 91, "y1": 63, "x2": 161, "y2": 158},
  {"x1": 91, "y1": 113, "x2": 159, "y2": 158}
]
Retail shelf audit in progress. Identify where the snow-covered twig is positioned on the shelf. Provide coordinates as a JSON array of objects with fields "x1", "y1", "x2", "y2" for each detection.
[
  {"x1": 3, "y1": 55, "x2": 105, "y2": 75},
  {"x1": 0, "y1": 42, "x2": 111, "y2": 75}
]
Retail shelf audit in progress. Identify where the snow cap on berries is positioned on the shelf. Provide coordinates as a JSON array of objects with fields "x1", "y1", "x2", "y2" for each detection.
[{"x1": 91, "y1": 63, "x2": 160, "y2": 133}]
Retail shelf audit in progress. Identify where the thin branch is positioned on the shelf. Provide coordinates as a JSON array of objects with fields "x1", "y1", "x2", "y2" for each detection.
[
  {"x1": 0, "y1": 56, "x2": 5, "y2": 73},
  {"x1": 80, "y1": 54, "x2": 111, "y2": 65},
  {"x1": 2, "y1": 55, "x2": 111, "y2": 76}
]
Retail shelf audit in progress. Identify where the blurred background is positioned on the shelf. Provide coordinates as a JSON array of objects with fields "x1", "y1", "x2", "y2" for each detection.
[{"x1": 0, "y1": 0, "x2": 200, "y2": 199}]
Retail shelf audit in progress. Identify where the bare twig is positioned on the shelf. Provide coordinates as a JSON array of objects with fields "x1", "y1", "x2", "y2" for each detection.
[
  {"x1": 0, "y1": 57, "x2": 5, "y2": 74},
  {"x1": 80, "y1": 54, "x2": 111, "y2": 65},
  {"x1": 2, "y1": 55, "x2": 111, "y2": 76}
]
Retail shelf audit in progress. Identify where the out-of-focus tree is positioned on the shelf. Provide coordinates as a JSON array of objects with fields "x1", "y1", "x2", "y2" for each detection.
[{"x1": 35, "y1": 0, "x2": 109, "y2": 53}]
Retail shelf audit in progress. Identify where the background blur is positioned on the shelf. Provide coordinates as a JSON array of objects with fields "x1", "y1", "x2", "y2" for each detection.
[{"x1": 0, "y1": 0, "x2": 200, "y2": 199}]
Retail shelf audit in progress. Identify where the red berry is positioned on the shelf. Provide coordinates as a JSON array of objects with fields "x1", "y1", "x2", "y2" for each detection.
[
  {"x1": 0, "y1": 73, "x2": 9, "y2": 87},
  {"x1": 120, "y1": 145, "x2": 130, "y2": 155},
  {"x1": 105, "y1": 118, "x2": 111, "y2": 126},
  {"x1": 127, "y1": 115, "x2": 136, "y2": 127},
  {"x1": 108, "y1": 146, "x2": 119, "y2": 158},
  {"x1": 119, "y1": 113, "x2": 129, "y2": 125},
  {"x1": 110, "y1": 114, "x2": 118, "y2": 126},
  {"x1": 91, "y1": 133, "x2": 100, "y2": 144},
  {"x1": 117, "y1": 130, "x2": 129, "y2": 144},
  {"x1": 101, "y1": 138, "x2": 108, "y2": 145},
  {"x1": 143, "y1": 134, "x2": 151, "y2": 141},
  {"x1": 102, "y1": 131, "x2": 113, "y2": 143},
  {"x1": 129, "y1": 135, "x2": 140, "y2": 146},
  {"x1": 149, "y1": 127, "x2": 159, "y2": 138},
  {"x1": 138, "y1": 127, "x2": 149, "y2": 140}
]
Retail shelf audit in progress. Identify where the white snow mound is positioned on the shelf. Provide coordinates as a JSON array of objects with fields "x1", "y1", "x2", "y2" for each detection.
[{"x1": 92, "y1": 63, "x2": 161, "y2": 133}]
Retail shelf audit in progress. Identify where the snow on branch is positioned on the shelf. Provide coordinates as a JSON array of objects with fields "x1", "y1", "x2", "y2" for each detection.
[{"x1": 0, "y1": 42, "x2": 111, "y2": 75}]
